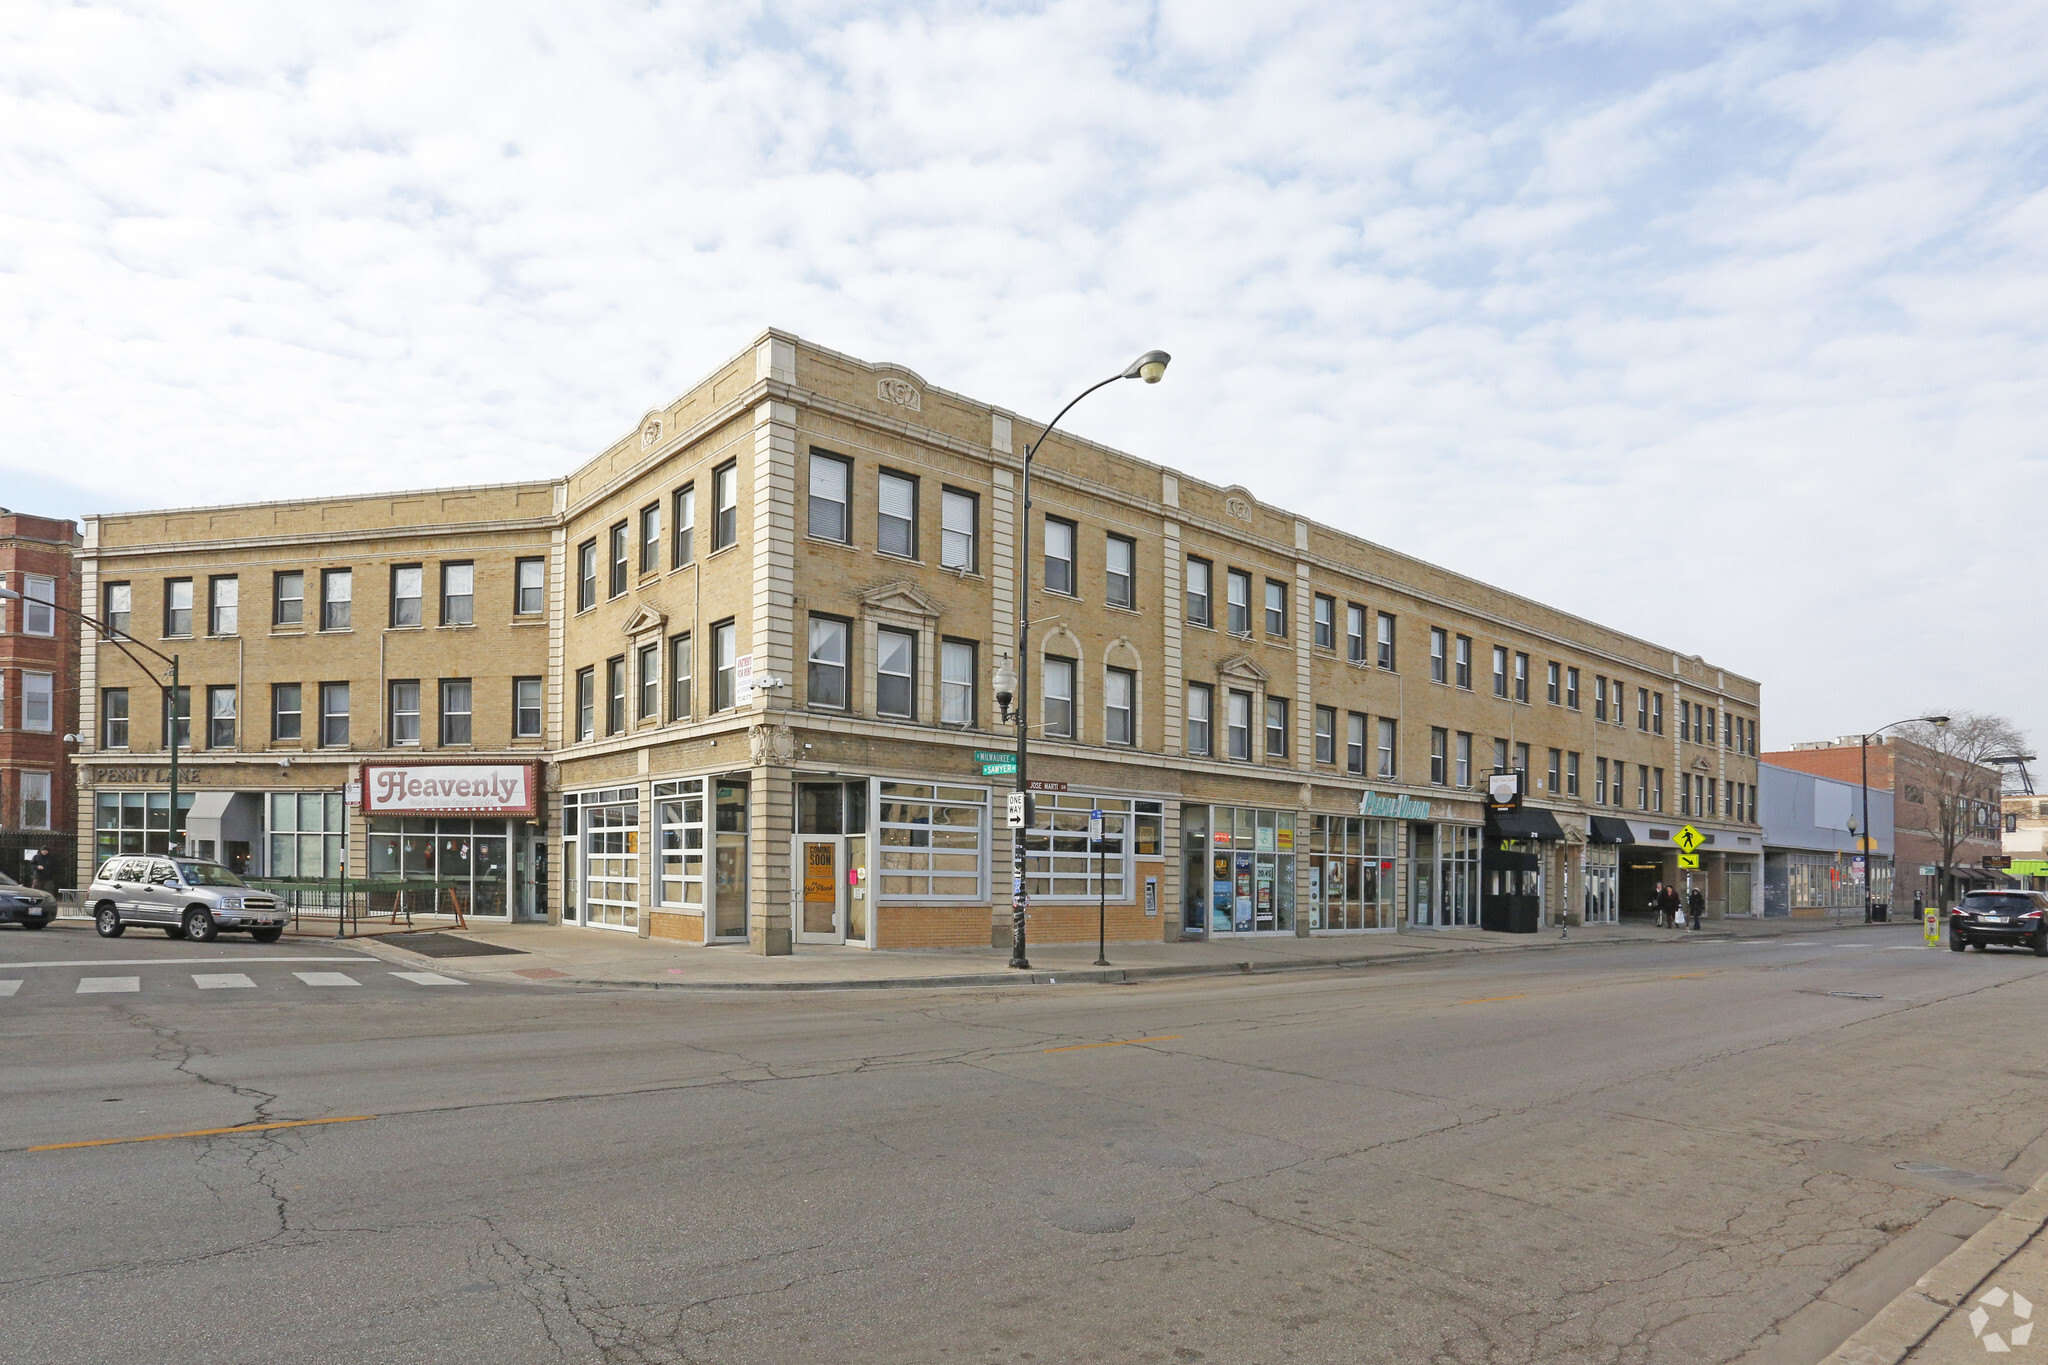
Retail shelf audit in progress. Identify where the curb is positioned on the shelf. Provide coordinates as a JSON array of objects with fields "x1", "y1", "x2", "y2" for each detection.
[{"x1": 1821, "y1": 1168, "x2": 2048, "y2": 1364}]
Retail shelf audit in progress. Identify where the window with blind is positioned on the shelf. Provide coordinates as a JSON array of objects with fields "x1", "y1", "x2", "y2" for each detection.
[
  {"x1": 809, "y1": 453, "x2": 849, "y2": 542},
  {"x1": 941, "y1": 488, "x2": 976, "y2": 570},
  {"x1": 878, "y1": 470, "x2": 917, "y2": 558}
]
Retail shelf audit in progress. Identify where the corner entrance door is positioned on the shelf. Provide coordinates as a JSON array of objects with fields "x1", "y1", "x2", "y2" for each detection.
[{"x1": 795, "y1": 837, "x2": 845, "y2": 944}]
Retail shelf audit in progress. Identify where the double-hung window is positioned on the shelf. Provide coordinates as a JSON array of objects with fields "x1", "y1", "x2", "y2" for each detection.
[
  {"x1": 1637, "y1": 687, "x2": 1649, "y2": 730},
  {"x1": 391, "y1": 565, "x2": 423, "y2": 627},
  {"x1": 513, "y1": 678, "x2": 543, "y2": 738},
  {"x1": 1346, "y1": 604, "x2": 1366, "y2": 662},
  {"x1": 441, "y1": 679, "x2": 473, "y2": 745},
  {"x1": 941, "y1": 639, "x2": 976, "y2": 726},
  {"x1": 575, "y1": 668, "x2": 595, "y2": 739},
  {"x1": 515, "y1": 558, "x2": 545, "y2": 615},
  {"x1": 712, "y1": 621, "x2": 736, "y2": 711},
  {"x1": 1455, "y1": 732, "x2": 1472, "y2": 787},
  {"x1": 21, "y1": 575, "x2": 55, "y2": 635},
  {"x1": 164, "y1": 578, "x2": 193, "y2": 636},
  {"x1": 941, "y1": 489, "x2": 977, "y2": 571},
  {"x1": 608, "y1": 522, "x2": 629, "y2": 597},
  {"x1": 1653, "y1": 767, "x2": 1665, "y2": 812},
  {"x1": 1514, "y1": 742, "x2": 1530, "y2": 776},
  {"x1": 1106, "y1": 535, "x2": 1136, "y2": 609},
  {"x1": 1186, "y1": 558, "x2": 1212, "y2": 627},
  {"x1": 877, "y1": 628, "x2": 916, "y2": 719},
  {"x1": 272, "y1": 684, "x2": 301, "y2": 741},
  {"x1": 23, "y1": 671, "x2": 54, "y2": 732},
  {"x1": 1226, "y1": 570, "x2": 1251, "y2": 635},
  {"x1": 1637, "y1": 764, "x2": 1649, "y2": 810},
  {"x1": 1105, "y1": 666, "x2": 1135, "y2": 745},
  {"x1": 605, "y1": 656, "x2": 626, "y2": 735},
  {"x1": 669, "y1": 633, "x2": 692, "y2": 720},
  {"x1": 1226, "y1": 690, "x2": 1252, "y2": 760},
  {"x1": 1594, "y1": 676, "x2": 1608, "y2": 721},
  {"x1": 1043, "y1": 517, "x2": 1076, "y2": 595},
  {"x1": 1546, "y1": 748, "x2": 1561, "y2": 793},
  {"x1": 208, "y1": 576, "x2": 238, "y2": 636},
  {"x1": 273, "y1": 572, "x2": 303, "y2": 627},
  {"x1": 1492, "y1": 646, "x2": 1509, "y2": 697},
  {"x1": 1430, "y1": 727, "x2": 1448, "y2": 785},
  {"x1": 576, "y1": 540, "x2": 597, "y2": 611},
  {"x1": 1595, "y1": 757, "x2": 1608, "y2": 804},
  {"x1": 1042, "y1": 656, "x2": 1075, "y2": 738},
  {"x1": 1346, "y1": 713, "x2": 1367, "y2": 775},
  {"x1": 639, "y1": 503, "x2": 661, "y2": 574},
  {"x1": 1377, "y1": 718, "x2": 1398, "y2": 778},
  {"x1": 389, "y1": 681, "x2": 421, "y2": 745},
  {"x1": 1455, "y1": 635, "x2": 1472, "y2": 689},
  {"x1": 712, "y1": 462, "x2": 738, "y2": 551},
  {"x1": 1376, "y1": 612, "x2": 1396, "y2": 669},
  {"x1": 1566, "y1": 752, "x2": 1580, "y2": 797},
  {"x1": 671, "y1": 484, "x2": 695, "y2": 567},
  {"x1": 1652, "y1": 692, "x2": 1664, "y2": 735},
  {"x1": 1314, "y1": 595, "x2": 1336, "y2": 650},
  {"x1": 807, "y1": 617, "x2": 848, "y2": 710},
  {"x1": 162, "y1": 686, "x2": 190, "y2": 748},
  {"x1": 441, "y1": 562, "x2": 474, "y2": 626},
  {"x1": 1265, "y1": 580, "x2": 1288, "y2": 637},
  {"x1": 1494, "y1": 738, "x2": 1510, "y2": 773},
  {"x1": 1430, "y1": 628, "x2": 1447, "y2": 682},
  {"x1": 1513, "y1": 652, "x2": 1529, "y2": 702},
  {"x1": 878, "y1": 470, "x2": 917, "y2": 557},
  {"x1": 102, "y1": 687, "x2": 130, "y2": 748},
  {"x1": 1265, "y1": 697, "x2": 1288, "y2": 757},
  {"x1": 1566, "y1": 667, "x2": 1580, "y2": 710},
  {"x1": 320, "y1": 569, "x2": 351, "y2": 631},
  {"x1": 638, "y1": 643, "x2": 660, "y2": 720},
  {"x1": 104, "y1": 582, "x2": 131, "y2": 638},
  {"x1": 1546, "y1": 661, "x2": 1560, "y2": 704},
  {"x1": 319, "y1": 682, "x2": 349, "y2": 747},
  {"x1": 1314, "y1": 706, "x2": 1336, "y2": 764},
  {"x1": 1186, "y1": 683, "x2": 1213, "y2": 756},
  {"x1": 20, "y1": 773, "x2": 49, "y2": 830}
]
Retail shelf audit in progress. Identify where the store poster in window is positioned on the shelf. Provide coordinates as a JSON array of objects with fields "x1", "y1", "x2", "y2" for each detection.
[
  {"x1": 1235, "y1": 851, "x2": 1254, "y2": 931},
  {"x1": 1212, "y1": 852, "x2": 1233, "y2": 933}
]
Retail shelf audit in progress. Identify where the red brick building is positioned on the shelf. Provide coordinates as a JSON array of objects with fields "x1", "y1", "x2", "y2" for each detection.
[
  {"x1": 1765, "y1": 735, "x2": 2003, "y2": 907},
  {"x1": 1, "y1": 510, "x2": 80, "y2": 886}
]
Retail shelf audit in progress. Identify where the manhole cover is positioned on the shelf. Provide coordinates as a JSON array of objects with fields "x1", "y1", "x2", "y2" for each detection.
[
  {"x1": 1047, "y1": 1207, "x2": 1135, "y2": 1234},
  {"x1": 383, "y1": 932, "x2": 527, "y2": 958}
]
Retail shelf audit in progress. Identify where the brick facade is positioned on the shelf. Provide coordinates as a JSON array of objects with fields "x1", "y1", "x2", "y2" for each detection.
[{"x1": 1, "y1": 510, "x2": 80, "y2": 885}]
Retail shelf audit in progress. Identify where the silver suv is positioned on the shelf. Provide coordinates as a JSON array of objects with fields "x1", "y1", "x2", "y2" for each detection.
[{"x1": 88, "y1": 857, "x2": 288, "y2": 943}]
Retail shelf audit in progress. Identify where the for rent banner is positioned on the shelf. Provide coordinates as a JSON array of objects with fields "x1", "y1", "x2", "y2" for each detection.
[{"x1": 362, "y1": 763, "x2": 539, "y2": 817}]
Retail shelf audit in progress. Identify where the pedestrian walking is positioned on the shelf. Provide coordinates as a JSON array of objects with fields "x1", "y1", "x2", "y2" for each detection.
[
  {"x1": 1687, "y1": 886, "x2": 1705, "y2": 932},
  {"x1": 1657, "y1": 882, "x2": 1680, "y2": 930},
  {"x1": 27, "y1": 845, "x2": 57, "y2": 896}
]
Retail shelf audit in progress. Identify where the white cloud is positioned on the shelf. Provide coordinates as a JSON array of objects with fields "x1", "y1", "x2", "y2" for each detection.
[{"x1": 1, "y1": 0, "x2": 2044, "y2": 756}]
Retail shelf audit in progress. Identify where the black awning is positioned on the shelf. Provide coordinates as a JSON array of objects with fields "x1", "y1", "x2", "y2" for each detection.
[
  {"x1": 1488, "y1": 806, "x2": 1568, "y2": 841},
  {"x1": 1588, "y1": 816, "x2": 1635, "y2": 845}
]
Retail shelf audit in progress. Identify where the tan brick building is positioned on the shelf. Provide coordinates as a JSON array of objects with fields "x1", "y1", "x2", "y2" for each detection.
[{"x1": 70, "y1": 330, "x2": 1764, "y2": 951}]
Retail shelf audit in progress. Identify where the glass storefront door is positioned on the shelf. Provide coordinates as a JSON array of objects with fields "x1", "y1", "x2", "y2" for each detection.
[
  {"x1": 712, "y1": 779, "x2": 749, "y2": 940},
  {"x1": 1182, "y1": 804, "x2": 1296, "y2": 935},
  {"x1": 1409, "y1": 823, "x2": 1482, "y2": 927},
  {"x1": 1583, "y1": 846, "x2": 1619, "y2": 924},
  {"x1": 795, "y1": 836, "x2": 844, "y2": 944}
]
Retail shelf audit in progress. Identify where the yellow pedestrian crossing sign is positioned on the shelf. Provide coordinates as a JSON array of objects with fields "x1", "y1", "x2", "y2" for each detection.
[
  {"x1": 1674, "y1": 824, "x2": 1705, "y2": 854},
  {"x1": 1677, "y1": 853, "x2": 1701, "y2": 870}
]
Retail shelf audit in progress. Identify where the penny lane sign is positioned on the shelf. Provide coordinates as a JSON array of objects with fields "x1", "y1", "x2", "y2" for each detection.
[
  {"x1": 361, "y1": 763, "x2": 539, "y2": 817},
  {"x1": 1358, "y1": 791, "x2": 1433, "y2": 820}
]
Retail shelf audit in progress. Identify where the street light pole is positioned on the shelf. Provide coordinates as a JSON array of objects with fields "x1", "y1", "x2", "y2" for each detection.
[
  {"x1": 998, "y1": 349, "x2": 1170, "y2": 971},
  {"x1": 1861, "y1": 714, "x2": 1950, "y2": 923},
  {"x1": 0, "y1": 585, "x2": 184, "y2": 861}
]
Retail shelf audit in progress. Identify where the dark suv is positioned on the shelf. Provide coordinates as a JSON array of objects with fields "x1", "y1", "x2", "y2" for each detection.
[{"x1": 1949, "y1": 890, "x2": 2048, "y2": 955}]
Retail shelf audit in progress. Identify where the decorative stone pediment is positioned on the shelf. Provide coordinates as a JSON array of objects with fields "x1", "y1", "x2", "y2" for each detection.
[
  {"x1": 1216, "y1": 653, "x2": 1269, "y2": 686},
  {"x1": 639, "y1": 413, "x2": 663, "y2": 447},
  {"x1": 750, "y1": 723, "x2": 798, "y2": 766},
  {"x1": 858, "y1": 580, "x2": 944, "y2": 620},
  {"x1": 621, "y1": 602, "x2": 668, "y2": 637},
  {"x1": 1221, "y1": 486, "x2": 1256, "y2": 522}
]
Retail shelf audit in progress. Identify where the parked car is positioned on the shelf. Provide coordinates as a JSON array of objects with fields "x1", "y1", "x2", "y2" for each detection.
[
  {"x1": 0, "y1": 868, "x2": 57, "y2": 929},
  {"x1": 1949, "y1": 889, "x2": 2048, "y2": 955},
  {"x1": 87, "y1": 856, "x2": 287, "y2": 943}
]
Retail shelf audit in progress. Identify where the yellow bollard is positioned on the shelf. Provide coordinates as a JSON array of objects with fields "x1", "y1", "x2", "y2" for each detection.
[{"x1": 1924, "y1": 907, "x2": 1941, "y2": 947}]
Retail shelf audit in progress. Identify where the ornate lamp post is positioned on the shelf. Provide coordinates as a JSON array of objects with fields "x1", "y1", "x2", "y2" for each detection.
[{"x1": 994, "y1": 349, "x2": 1170, "y2": 969}]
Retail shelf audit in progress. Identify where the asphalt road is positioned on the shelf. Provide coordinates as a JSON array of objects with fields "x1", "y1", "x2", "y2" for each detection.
[{"x1": 4, "y1": 921, "x2": 2046, "y2": 1365}]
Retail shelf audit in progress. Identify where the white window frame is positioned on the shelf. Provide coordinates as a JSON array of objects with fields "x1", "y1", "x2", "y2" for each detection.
[
  {"x1": 23, "y1": 671, "x2": 55, "y2": 732},
  {"x1": 208, "y1": 576, "x2": 238, "y2": 636},
  {"x1": 809, "y1": 452, "x2": 851, "y2": 543},
  {"x1": 876, "y1": 626, "x2": 916, "y2": 719},
  {"x1": 23, "y1": 574, "x2": 56, "y2": 636},
  {"x1": 391, "y1": 565, "x2": 423, "y2": 627},
  {"x1": 940, "y1": 639, "x2": 976, "y2": 726},
  {"x1": 1104, "y1": 665, "x2": 1135, "y2": 746},
  {"x1": 1043, "y1": 656, "x2": 1075, "y2": 739},
  {"x1": 941, "y1": 488, "x2": 977, "y2": 571},
  {"x1": 1106, "y1": 535, "x2": 1136, "y2": 609},
  {"x1": 811, "y1": 616, "x2": 854, "y2": 711},
  {"x1": 1186, "y1": 682, "x2": 1213, "y2": 756},
  {"x1": 1043, "y1": 517, "x2": 1076, "y2": 596},
  {"x1": 22, "y1": 771, "x2": 54, "y2": 830},
  {"x1": 878, "y1": 470, "x2": 917, "y2": 558}
]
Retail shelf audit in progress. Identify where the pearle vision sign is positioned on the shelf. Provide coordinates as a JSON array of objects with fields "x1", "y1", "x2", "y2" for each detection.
[
  {"x1": 1358, "y1": 791, "x2": 1434, "y2": 820},
  {"x1": 361, "y1": 763, "x2": 539, "y2": 817}
]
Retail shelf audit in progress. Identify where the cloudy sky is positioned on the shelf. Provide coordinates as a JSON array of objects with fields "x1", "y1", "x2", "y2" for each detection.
[{"x1": 4, "y1": 1, "x2": 2044, "y2": 758}]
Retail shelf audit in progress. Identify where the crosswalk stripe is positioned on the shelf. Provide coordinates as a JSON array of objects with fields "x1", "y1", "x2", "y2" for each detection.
[
  {"x1": 193, "y1": 973, "x2": 257, "y2": 990},
  {"x1": 77, "y1": 977, "x2": 140, "y2": 993},
  {"x1": 0, "y1": 980, "x2": 19, "y2": 997},
  {"x1": 293, "y1": 971, "x2": 359, "y2": 987},
  {"x1": 389, "y1": 971, "x2": 466, "y2": 987}
]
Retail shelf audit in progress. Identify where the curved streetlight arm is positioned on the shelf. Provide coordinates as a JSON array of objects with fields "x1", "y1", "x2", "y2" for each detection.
[{"x1": 0, "y1": 587, "x2": 176, "y2": 679}]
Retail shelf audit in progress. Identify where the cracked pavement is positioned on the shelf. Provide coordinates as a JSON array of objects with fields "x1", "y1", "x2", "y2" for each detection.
[{"x1": 3, "y1": 923, "x2": 2046, "y2": 1363}]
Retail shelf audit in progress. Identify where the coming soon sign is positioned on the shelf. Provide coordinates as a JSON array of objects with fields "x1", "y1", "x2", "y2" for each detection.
[{"x1": 361, "y1": 763, "x2": 539, "y2": 817}]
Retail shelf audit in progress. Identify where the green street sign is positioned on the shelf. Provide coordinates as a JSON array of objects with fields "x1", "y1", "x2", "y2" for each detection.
[
  {"x1": 980, "y1": 762, "x2": 1018, "y2": 777},
  {"x1": 972, "y1": 750, "x2": 1017, "y2": 764}
]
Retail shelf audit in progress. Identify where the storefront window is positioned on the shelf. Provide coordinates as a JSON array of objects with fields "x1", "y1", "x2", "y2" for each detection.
[
  {"x1": 560, "y1": 787, "x2": 640, "y2": 929},
  {"x1": 876, "y1": 781, "x2": 986, "y2": 899},
  {"x1": 656, "y1": 778, "x2": 706, "y2": 909},
  {"x1": 268, "y1": 792, "x2": 347, "y2": 879},
  {"x1": 1021, "y1": 792, "x2": 1137, "y2": 900},
  {"x1": 1409, "y1": 823, "x2": 1482, "y2": 927},
  {"x1": 367, "y1": 815, "x2": 510, "y2": 917},
  {"x1": 94, "y1": 790, "x2": 195, "y2": 862},
  {"x1": 714, "y1": 780, "x2": 749, "y2": 938},
  {"x1": 1308, "y1": 816, "x2": 1396, "y2": 930},
  {"x1": 1197, "y1": 804, "x2": 1296, "y2": 933}
]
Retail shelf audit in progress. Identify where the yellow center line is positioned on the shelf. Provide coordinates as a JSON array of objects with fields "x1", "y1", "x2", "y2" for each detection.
[
  {"x1": 28, "y1": 1115, "x2": 377, "y2": 1153},
  {"x1": 1043, "y1": 1036, "x2": 1183, "y2": 1053},
  {"x1": 1457, "y1": 994, "x2": 1528, "y2": 1005}
]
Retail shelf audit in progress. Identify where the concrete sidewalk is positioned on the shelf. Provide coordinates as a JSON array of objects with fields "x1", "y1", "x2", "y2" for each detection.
[
  {"x1": 1825, "y1": 1167, "x2": 2048, "y2": 1364},
  {"x1": 319, "y1": 911, "x2": 1929, "y2": 992}
]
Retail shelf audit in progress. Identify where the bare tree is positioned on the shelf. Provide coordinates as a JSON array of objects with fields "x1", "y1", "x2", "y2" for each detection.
[{"x1": 1897, "y1": 711, "x2": 2029, "y2": 904}]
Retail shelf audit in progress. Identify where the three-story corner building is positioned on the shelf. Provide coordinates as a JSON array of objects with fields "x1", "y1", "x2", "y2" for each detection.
[
  {"x1": 69, "y1": 329, "x2": 1766, "y2": 952},
  {"x1": 2, "y1": 509, "x2": 81, "y2": 885}
]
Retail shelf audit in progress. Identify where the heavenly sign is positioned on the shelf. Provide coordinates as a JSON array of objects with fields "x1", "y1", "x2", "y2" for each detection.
[{"x1": 362, "y1": 764, "x2": 538, "y2": 817}]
